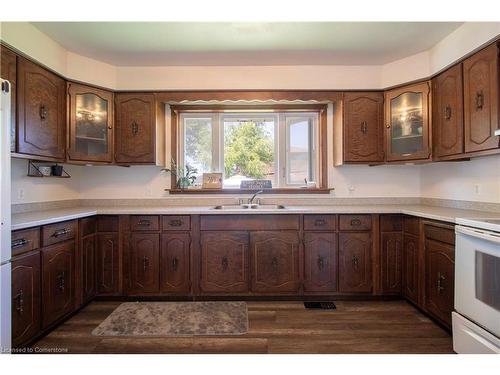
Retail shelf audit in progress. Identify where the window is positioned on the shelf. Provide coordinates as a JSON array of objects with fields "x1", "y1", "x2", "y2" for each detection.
[{"x1": 178, "y1": 111, "x2": 319, "y2": 189}]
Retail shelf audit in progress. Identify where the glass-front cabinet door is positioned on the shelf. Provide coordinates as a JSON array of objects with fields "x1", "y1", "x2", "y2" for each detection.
[
  {"x1": 68, "y1": 83, "x2": 113, "y2": 163},
  {"x1": 385, "y1": 81, "x2": 431, "y2": 161}
]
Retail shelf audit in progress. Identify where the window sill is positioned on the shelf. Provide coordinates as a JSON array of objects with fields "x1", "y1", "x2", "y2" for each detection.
[{"x1": 166, "y1": 188, "x2": 333, "y2": 195}]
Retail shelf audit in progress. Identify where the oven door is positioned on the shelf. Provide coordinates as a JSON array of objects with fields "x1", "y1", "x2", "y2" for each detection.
[{"x1": 455, "y1": 226, "x2": 500, "y2": 338}]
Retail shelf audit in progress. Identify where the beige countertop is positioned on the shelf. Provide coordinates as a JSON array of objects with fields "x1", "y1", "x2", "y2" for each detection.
[{"x1": 11, "y1": 204, "x2": 500, "y2": 231}]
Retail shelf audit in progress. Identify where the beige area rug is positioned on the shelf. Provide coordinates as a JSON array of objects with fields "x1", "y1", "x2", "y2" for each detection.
[{"x1": 92, "y1": 301, "x2": 248, "y2": 336}]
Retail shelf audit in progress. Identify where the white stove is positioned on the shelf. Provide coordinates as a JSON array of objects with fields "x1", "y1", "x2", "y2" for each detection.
[{"x1": 453, "y1": 218, "x2": 500, "y2": 354}]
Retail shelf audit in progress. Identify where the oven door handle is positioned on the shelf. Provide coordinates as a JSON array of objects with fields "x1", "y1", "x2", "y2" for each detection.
[{"x1": 456, "y1": 225, "x2": 500, "y2": 244}]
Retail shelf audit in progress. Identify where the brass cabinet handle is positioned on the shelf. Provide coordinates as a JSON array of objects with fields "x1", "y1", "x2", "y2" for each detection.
[
  {"x1": 317, "y1": 256, "x2": 325, "y2": 271},
  {"x1": 12, "y1": 238, "x2": 30, "y2": 249},
  {"x1": 352, "y1": 255, "x2": 359, "y2": 268},
  {"x1": 57, "y1": 272, "x2": 65, "y2": 292},
  {"x1": 314, "y1": 219, "x2": 326, "y2": 226},
  {"x1": 15, "y1": 289, "x2": 24, "y2": 315},
  {"x1": 172, "y1": 257, "x2": 179, "y2": 271},
  {"x1": 221, "y1": 256, "x2": 229, "y2": 271},
  {"x1": 386, "y1": 124, "x2": 391, "y2": 129},
  {"x1": 437, "y1": 272, "x2": 445, "y2": 293},
  {"x1": 350, "y1": 219, "x2": 361, "y2": 226},
  {"x1": 52, "y1": 228, "x2": 71, "y2": 238},
  {"x1": 271, "y1": 256, "x2": 279, "y2": 271},
  {"x1": 444, "y1": 105, "x2": 452, "y2": 120},
  {"x1": 131, "y1": 121, "x2": 139, "y2": 135},
  {"x1": 143, "y1": 256, "x2": 149, "y2": 272},
  {"x1": 39, "y1": 104, "x2": 48, "y2": 120},
  {"x1": 168, "y1": 219, "x2": 183, "y2": 227},
  {"x1": 360, "y1": 121, "x2": 368, "y2": 134},
  {"x1": 475, "y1": 91, "x2": 484, "y2": 110},
  {"x1": 138, "y1": 220, "x2": 151, "y2": 226}
]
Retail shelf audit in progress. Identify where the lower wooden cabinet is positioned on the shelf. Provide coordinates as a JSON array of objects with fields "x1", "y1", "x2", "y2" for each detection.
[
  {"x1": 200, "y1": 232, "x2": 249, "y2": 293},
  {"x1": 250, "y1": 231, "x2": 300, "y2": 293},
  {"x1": 11, "y1": 251, "x2": 41, "y2": 347},
  {"x1": 81, "y1": 234, "x2": 96, "y2": 304},
  {"x1": 339, "y1": 232, "x2": 372, "y2": 293},
  {"x1": 303, "y1": 232, "x2": 337, "y2": 292},
  {"x1": 402, "y1": 233, "x2": 420, "y2": 305},
  {"x1": 160, "y1": 233, "x2": 191, "y2": 294},
  {"x1": 96, "y1": 233, "x2": 120, "y2": 295},
  {"x1": 41, "y1": 241, "x2": 75, "y2": 328},
  {"x1": 380, "y1": 232, "x2": 403, "y2": 294},
  {"x1": 128, "y1": 233, "x2": 160, "y2": 294}
]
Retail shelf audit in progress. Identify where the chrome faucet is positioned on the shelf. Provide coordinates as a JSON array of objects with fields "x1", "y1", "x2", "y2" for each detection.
[{"x1": 248, "y1": 190, "x2": 264, "y2": 205}]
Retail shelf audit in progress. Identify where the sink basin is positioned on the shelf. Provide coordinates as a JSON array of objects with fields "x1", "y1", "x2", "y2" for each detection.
[{"x1": 212, "y1": 204, "x2": 286, "y2": 210}]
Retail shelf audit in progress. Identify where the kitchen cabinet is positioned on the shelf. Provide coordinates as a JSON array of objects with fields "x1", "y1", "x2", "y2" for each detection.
[
  {"x1": 303, "y1": 232, "x2": 337, "y2": 292},
  {"x1": 81, "y1": 234, "x2": 96, "y2": 304},
  {"x1": 11, "y1": 251, "x2": 41, "y2": 348},
  {"x1": 17, "y1": 56, "x2": 66, "y2": 160},
  {"x1": 67, "y1": 83, "x2": 114, "y2": 163},
  {"x1": 342, "y1": 92, "x2": 384, "y2": 163},
  {"x1": 128, "y1": 233, "x2": 160, "y2": 294},
  {"x1": 114, "y1": 93, "x2": 165, "y2": 165},
  {"x1": 1, "y1": 45, "x2": 17, "y2": 152},
  {"x1": 463, "y1": 43, "x2": 500, "y2": 154},
  {"x1": 380, "y1": 215, "x2": 403, "y2": 294},
  {"x1": 424, "y1": 222, "x2": 455, "y2": 328},
  {"x1": 200, "y1": 232, "x2": 249, "y2": 293},
  {"x1": 432, "y1": 63, "x2": 464, "y2": 159},
  {"x1": 250, "y1": 231, "x2": 300, "y2": 293},
  {"x1": 160, "y1": 233, "x2": 191, "y2": 294},
  {"x1": 41, "y1": 241, "x2": 75, "y2": 329},
  {"x1": 385, "y1": 81, "x2": 431, "y2": 161},
  {"x1": 96, "y1": 233, "x2": 120, "y2": 295},
  {"x1": 402, "y1": 233, "x2": 420, "y2": 305},
  {"x1": 339, "y1": 232, "x2": 372, "y2": 293}
]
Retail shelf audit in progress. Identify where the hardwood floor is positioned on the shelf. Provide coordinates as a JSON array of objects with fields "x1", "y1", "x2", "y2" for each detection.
[{"x1": 31, "y1": 300, "x2": 453, "y2": 354}]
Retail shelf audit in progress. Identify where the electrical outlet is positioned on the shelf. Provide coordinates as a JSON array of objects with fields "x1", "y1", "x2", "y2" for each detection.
[
  {"x1": 474, "y1": 184, "x2": 481, "y2": 195},
  {"x1": 17, "y1": 188, "x2": 25, "y2": 200}
]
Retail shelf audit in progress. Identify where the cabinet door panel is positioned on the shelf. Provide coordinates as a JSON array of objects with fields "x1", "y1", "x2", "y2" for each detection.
[
  {"x1": 402, "y1": 234, "x2": 419, "y2": 304},
  {"x1": 304, "y1": 232, "x2": 337, "y2": 292},
  {"x1": 251, "y1": 231, "x2": 300, "y2": 293},
  {"x1": 41, "y1": 242, "x2": 74, "y2": 328},
  {"x1": 380, "y1": 232, "x2": 402, "y2": 294},
  {"x1": 425, "y1": 239, "x2": 455, "y2": 327},
  {"x1": 82, "y1": 235, "x2": 96, "y2": 303},
  {"x1": 1, "y1": 45, "x2": 17, "y2": 152},
  {"x1": 433, "y1": 64, "x2": 464, "y2": 158},
  {"x1": 11, "y1": 251, "x2": 40, "y2": 347},
  {"x1": 160, "y1": 233, "x2": 190, "y2": 294},
  {"x1": 115, "y1": 93, "x2": 155, "y2": 163},
  {"x1": 463, "y1": 43, "x2": 499, "y2": 153},
  {"x1": 17, "y1": 57, "x2": 66, "y2": 160},
  {"x1": 339, "y1": 232, "x2": 372, "y2": 293},
  {"x1": 96, "y1": 233, "x2": 120, "y2": 295},
  {"x1": 343, "y1": 92, "x2": 384, "y2": 162},
  {"x1": 129, "y1": 233, "x2": 159, "y2": 294},
  {"x1": 200, "y1": 232, "x2": 249, "y2": 293}
]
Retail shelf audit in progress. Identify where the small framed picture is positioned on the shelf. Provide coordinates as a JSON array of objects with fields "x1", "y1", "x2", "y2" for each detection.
[{"x1": 202, "y1": 173, "x2": 223, "y2": 189}]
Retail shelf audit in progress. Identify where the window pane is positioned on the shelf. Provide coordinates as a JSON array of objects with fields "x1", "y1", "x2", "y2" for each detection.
[
  {"x1": 223, "y1": 118, "x2": 275, "y2": 188},
  {"x1": 184, "y1": 117, "x2": 213, "y2": 184},
  {"x1": 287, "y1": 117, "x2": 313, "y2": 185}
]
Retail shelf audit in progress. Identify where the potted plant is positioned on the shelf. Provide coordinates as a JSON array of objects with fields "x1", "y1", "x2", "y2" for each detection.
[{"x1": 162, "y1": 159, "x2": 198, "y2": 190}]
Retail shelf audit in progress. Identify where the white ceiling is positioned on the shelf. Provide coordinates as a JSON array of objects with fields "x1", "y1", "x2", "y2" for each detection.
[{"x1": 31, "y1": 22, "x2": 464, "y2": 66}]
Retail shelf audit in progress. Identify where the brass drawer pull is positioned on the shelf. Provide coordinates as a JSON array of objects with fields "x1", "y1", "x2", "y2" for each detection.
[
  {"x1": 52, "y1": 228, "x2": 71, "y2": 238},
  {"x1": 352, "y1": 255, "x2": 359, "y2": 267},
  {"x1": 57, "y1": 272, "x2": 65, "y2": 292},
  {"x1": 143, "y1": 256, "x2": 149, "y2": 272},
  {"x1": 39, "y1": 104, "x2": 48, "y2": 120},
  {"x1": 168, "y1": 219, "x2": 183, "y2": 227},
  {"x1": 12, "y1": 238, "x2": 30, "y2": 249},
  {"x1": 444, "y1": 105, "x2": 452, "y2": 120},
  {"x1": 221, "y1": 256, "x2": 229, "y2": 271},
  {"x1": 317, "y1": 256, "x2": 325, "y2": 271},
  {"x1": 360, "y1": 121, "x2": 368, "y2": 134},
  {"x1": 131, "y1": 121, "x2": 139, "y2": 135},
  {"x1": 350, "y1": 219, "x2": 362, "y2": 226},
  {"x1": 475, "y1": 91, "x2": 484, "y2": 110},
  {"x1": 15, "y1": 289, "x2": 24, "y2": 315},
  {"x1": 172, "y1": 257, "x2": 179, "y2": 271},
  {"x1": 138, "y1": 220, "x2": 152, "y2": 226},
  {"x1": 437, "y1": 272, "x2": 445, "y2": 293},
  {"x1": 314, "y1": 219, "x2": 327, "y2": 226}
]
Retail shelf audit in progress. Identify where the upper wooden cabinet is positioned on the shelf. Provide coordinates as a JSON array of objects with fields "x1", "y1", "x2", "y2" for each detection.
[
  {"x1": 385, "y1": 81, "x2": 431, "y2": 162},
  {"x1": 463, "y1": 43, "x2": 500, "y2": 154},
  {"x1": 114, "y1": 93, "x2": 165, "y2": 165},
  {"x1": 1, "y1": 45, "x2": 17, "y2": 152},
  {"x1": 17, "y1": 57, "x2": 66, "y2": 161},
  {"x1": 432, "y1": 64, "x2": 464, "y2": 159},
  {"x1": 67, "y1": 83, "x2": 114, "y2": 163},
  {"x1": 341, "y1": 92, "x2": 384, "y2": 163}
]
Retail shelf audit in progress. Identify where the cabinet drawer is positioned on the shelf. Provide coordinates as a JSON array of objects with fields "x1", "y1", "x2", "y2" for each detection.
[
  {"x1": 403, "y1": 216, "x2": 420, "y2": 236},
  {"x1": 304, "y1": 215, "x2": 336, "y2": 231},
  {"x1": 80, "y1": 217, "x2": 96, "y2": 237},
  {"x1": 97, "y1": 215, "x2": 119, "y2": 232},
  {"x1": 11, "y1": 227, "x2": 40, "y2": 256},
  {"x1": 42, "y1": 220, "x2": 76, "y2": 247},
  {"x1": 380, "y1": 215, "x2": 402, "y2": 232},
  {"x1": 424, "y1": 222, "x2": 455, "y2": 245},
  {"x1": 130, "y1": 215, "x2": 160, "y2": 231},
  {"x1": 339, "y1": 215, "x2": 372, "y2": 231},
  {"x1": 162, "y1": 215, "x2": 191, "y2": 231}
]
